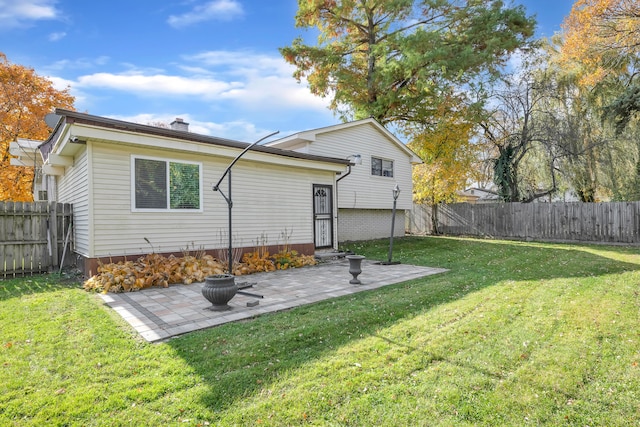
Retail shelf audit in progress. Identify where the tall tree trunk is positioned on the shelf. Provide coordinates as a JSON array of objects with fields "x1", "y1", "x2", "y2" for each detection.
[{"x1": 431, "y1": 203, "x2": 440, "y2": 235}]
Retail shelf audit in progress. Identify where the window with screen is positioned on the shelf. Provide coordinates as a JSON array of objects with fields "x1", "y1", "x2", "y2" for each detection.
[
  {"x1": 133, "y1": 157, "x2": 201, "y2": 211},
  {"x1": 371, "y1": 157, "x2": 393, "y2": 177}
]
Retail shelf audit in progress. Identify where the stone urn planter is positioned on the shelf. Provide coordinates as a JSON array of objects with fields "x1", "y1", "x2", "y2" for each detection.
[
  {"x1": 202, "y1": 274, "x2": 238, "y2": 311},
  {"x1": 346, "y1": 255, "x2": 365, "y2": 285}
]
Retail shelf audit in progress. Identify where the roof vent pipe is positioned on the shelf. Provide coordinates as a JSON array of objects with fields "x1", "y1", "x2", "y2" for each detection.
[{"x1": 170, "y1": 118, "x2": 189, "y2": 132}]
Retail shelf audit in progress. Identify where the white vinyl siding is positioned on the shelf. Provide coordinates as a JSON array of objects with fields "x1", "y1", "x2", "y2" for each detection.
[
  {"x1": 300, "y1": 124, "x2": 414, "y2": 210},
  {"x1": 88, "y1": 143, "x2": 335, "y2": 258},
  {"x1": 56, "y1": 148, "x2": 91, "y2": 256}
]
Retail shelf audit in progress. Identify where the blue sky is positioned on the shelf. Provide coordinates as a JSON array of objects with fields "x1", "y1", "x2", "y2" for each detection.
[{"x1": 1, "y1": 0, "x2": 574, "y2": 142}]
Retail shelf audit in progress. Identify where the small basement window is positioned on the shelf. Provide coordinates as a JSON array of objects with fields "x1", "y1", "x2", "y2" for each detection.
[
  {"x1": 371, "y1": 157, "x2": 394, "y2": 177},
  {"x1": 132, "y1": 156, "x2": 202, "y2": 211}
]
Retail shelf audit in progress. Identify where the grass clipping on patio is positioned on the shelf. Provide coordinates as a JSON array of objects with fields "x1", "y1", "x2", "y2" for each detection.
[{"x1": 83, "y1": 250, "x2": 316, "y2": 293}]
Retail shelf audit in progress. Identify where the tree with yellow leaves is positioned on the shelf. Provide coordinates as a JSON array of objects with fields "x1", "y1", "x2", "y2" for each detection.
[
  {"x1": 409, "y1": 109, "x2": 476, "y2": 205},
  {"x1": 0, "y1": 52, "x2": 75, "y2": 201},
  {"x1": 408, "y1": 103, "x2": 479, "y2": 233},
  {"x1": 562, "y1": 0, "x2": 639, "y2": 85},
  {"x1": 562, "y1": 0, "x2": 639, "y2": 133}
]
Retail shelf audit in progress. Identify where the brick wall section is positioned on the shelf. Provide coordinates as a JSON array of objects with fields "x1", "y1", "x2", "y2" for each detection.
[{"x1": 338, "y1": 208, "x2": 405, "y2": 242}]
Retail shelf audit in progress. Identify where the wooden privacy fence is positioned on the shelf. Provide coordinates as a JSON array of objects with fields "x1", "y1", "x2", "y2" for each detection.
[
  {"x1": 0, "y1": 202, "x2": 73, "y2": 277},
  {"x1": 408, "y1": 201, "x2": 640, "y2": 244}
]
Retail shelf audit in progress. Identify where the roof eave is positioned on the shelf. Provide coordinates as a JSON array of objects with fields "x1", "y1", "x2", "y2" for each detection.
[{"x1": 51, "y1": 108, "x2": 350, "y2": 167}]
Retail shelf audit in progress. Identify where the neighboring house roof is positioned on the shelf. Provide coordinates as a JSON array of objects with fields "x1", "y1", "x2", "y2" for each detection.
[
  {"x1": 456, "y1": 190, "x2": 481, "y2": 203},
  {"x1": 463, "y1": 187, "x2": 500, "y2": 202},
  {"x1": 266, "y1": 117, "x2": 423, "y2": 165},
  {"x1": 40, "y1": 108, "x2": 351, "y2": 168}
]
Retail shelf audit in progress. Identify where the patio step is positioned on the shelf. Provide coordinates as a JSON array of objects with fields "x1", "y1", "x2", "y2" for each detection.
[{"x1": 314, "y1": 250, "x2": 350, "y2": 261}]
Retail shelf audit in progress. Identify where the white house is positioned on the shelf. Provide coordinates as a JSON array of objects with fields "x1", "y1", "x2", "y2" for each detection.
[
  {"x1": 23, "y1": 109, "x2": 350, "y2": 276},
  {"x1": 267, "y1": 119, "x2": 422, "y2": 242}
]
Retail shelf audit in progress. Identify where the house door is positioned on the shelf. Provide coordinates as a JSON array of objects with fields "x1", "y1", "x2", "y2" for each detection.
[{"x1": 313, "y1": 184, "x2": 333, "y2": 248}]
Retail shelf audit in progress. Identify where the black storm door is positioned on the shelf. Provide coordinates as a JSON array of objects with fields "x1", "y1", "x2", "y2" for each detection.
[{"x1": 313, "y1": 184, "x2": 333, "y2": 248}]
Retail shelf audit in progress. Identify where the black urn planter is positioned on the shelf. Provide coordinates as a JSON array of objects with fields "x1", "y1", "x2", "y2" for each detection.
[
  {"x1": 202, "y1": 274, "x2": 238, "y2": 311},
  {"x1": 346, "y1": 255, "x2": 365, "y2": 285}
]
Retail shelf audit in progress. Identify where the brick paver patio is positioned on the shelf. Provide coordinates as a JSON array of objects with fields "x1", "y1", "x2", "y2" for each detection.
[{"x1": 98, "y1": 258, "x2": 447, "y2": 342}]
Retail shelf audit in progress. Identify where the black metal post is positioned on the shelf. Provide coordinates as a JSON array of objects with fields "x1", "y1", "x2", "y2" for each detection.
[
  {"x1": 213, "y1": 131, "x2": 279, "y2": 275},
  {"x1": 388, "y1": 197, "x2": 397, "y2": 263},
  {"x1": 227, "y1": 169, "x2": 232, "y2": 274},
  {"x1": 387, "y1": 184, "x2": 400, "y2": 264}
]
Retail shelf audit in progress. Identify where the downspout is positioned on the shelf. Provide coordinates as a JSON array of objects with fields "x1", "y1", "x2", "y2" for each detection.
[
  {"x1": 337, "y1": 154, "x2": 362, "y2": 184},
  {"x1": 336, "y1": 164, "x2": 353, "y2": 184},
  {"x1": 335, "y1": 154, "x2": 361, "y2": 247}
]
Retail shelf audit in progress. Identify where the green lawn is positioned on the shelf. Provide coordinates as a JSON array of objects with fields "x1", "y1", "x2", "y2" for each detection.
[{"x1": 1, "y1": 236, "x2": 640, "y2": 426}]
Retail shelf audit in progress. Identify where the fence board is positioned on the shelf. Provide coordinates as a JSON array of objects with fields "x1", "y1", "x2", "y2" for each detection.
[
  {"x1": 0, "y1": 202, "x2": 73, "y2": 277},
  {"x1": 407, "y1": 201, "x2": 640, "y2": 245}
]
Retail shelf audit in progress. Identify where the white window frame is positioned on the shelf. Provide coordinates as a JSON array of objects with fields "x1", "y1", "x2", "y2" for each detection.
[
  {"x1": 371, "y1": 156, "x2": 394, "y2": 178},
  {"x1": 131, "y1": 155, "x2": 203, "y2": 212}
]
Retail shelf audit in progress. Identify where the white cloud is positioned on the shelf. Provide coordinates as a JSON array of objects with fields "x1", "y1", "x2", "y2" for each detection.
[
  {"x1": 59, "y1": 51, "x2": 329, "y2": 112},
  {"x1": 46, "y1": 75, "x2": 74, "y2": 91},
  {"x1": 506, "y1": 49, "x2": 526, "y2": 75},
  {"x1": 216, "y1": 72, "x2": 330, "y2": 111},
  {"x1": 185, "y1": 50, "x2": 330, "y2": 110},
  {"x1": 0, "y1": 0, "x2": 59, "y2": 29},
  {"x1": 194, "y1": 119, "x2": 275, "y2": 142},
  {"x1": 108, "y1": 113, "x2": 174, "y2": 128},
  {"x1": 167, "y1": 0, "x2": 243, "y2": 28},
  {"x1": 176, "y1": 65, "x2": 215, "y2": 76},
  {"x1": 46, "y1": 75, "x2": 88, "y2": 106},
  {"x1": 75, "y1": 72, "x2": 243, "y2": 99},
  {"x1": 48, "y1": 31, "x2": 66, "y2": 41},
  {"x1": 44, "y1": 50, "x2": 333, "y2": 139},
  {"x1": 187, "y1": 51, "x2": 286, "y2": 71},
  {"x1": 109, "y1": 113, "x2": 275, "y2": 142},
  {"x1": 44, "y1": 56, "x2": 110, "y2": 71}
]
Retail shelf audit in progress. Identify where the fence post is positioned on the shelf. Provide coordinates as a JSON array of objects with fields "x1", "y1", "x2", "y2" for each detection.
[
  {"x1": 61, "y1": 203, "x2": 73, "y2": 268},
  {"x1": 49, "y1": 202, "x2": 59, "y2": 269}
]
